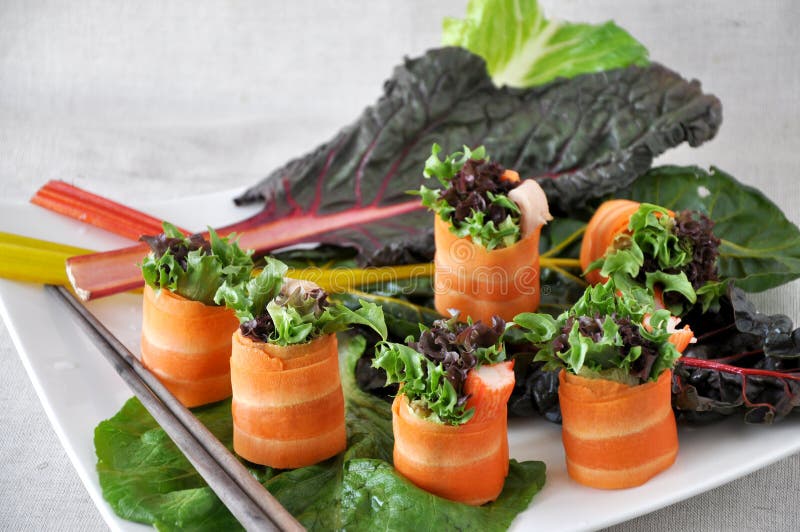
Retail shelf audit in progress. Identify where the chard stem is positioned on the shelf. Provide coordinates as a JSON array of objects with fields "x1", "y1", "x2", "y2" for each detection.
[{"x1": 541, "y1": 225, "x2": 586, "y2": 258}]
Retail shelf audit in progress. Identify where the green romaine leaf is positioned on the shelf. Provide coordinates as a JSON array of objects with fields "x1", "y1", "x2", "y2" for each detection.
[
  {"x1": 442, "y1": 0, "x2": 649, "y2": 87},
  {"x1": 622, "y1": 166, "x2": 800, "y2": 292}
]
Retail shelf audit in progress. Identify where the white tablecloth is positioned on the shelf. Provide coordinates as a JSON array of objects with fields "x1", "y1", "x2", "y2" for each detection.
[{"x1": 1, "y1": 1, "x2": 799, "y2": 530}]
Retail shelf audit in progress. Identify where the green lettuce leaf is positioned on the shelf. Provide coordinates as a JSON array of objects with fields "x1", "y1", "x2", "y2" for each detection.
[
  {"x1": 340, "y1": 459, "x2": 546, "y2": 531},
  {"x1": 516, "y1": 281, "x2": 681, "y2": 383},
  {"x1": 588, "y1": 203, "x2": 699, "y2": 314},
  {"x1": 622, "y1": 166, "x2": 800, "y2": 292},
  {"x1": 95, "y1": 334, "x2": 545, "y2": 530},
  {"x1": 214, "y1": 257, "x2": 287, "y2": 321},
  {"x1": 141, "y1": 223, "x2": 254, "y2": 306},
  {"x1": 442, "y1": 0, "x2": 649, "y2": 87}
]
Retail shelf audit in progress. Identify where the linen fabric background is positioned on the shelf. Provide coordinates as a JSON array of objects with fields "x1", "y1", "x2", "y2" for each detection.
[{"x1": 1, "y1": 1, "x2": 798, "y2": 530}]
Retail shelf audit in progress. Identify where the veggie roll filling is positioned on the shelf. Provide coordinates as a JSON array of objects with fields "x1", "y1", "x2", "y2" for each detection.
[{"x1": 583, "y1": 202, "x2": 723, "y2": 315}]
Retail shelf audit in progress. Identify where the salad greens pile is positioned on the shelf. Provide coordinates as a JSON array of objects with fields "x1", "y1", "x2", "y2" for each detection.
[
  {"x1": 140, "y1": 222, "x2": 253, "y2": 306},
  {"x1": 418, "y1": 144, "x2": 523, "y2": 250},
  {"x1": 373, "y1": 316, "x2": 506, "y2": 425},
  {"x1": 515, "y1": 281, "x2": 682, "y2": 386},
  {"x1": 588, "y1": 203, "x2": 724, "y2": 315},
  {"x1": 214, "y1": 257, "x2": 387, "y2": 346},
  {"x1": 95, "y1": 335, "x2": 546, "y2": 530}
]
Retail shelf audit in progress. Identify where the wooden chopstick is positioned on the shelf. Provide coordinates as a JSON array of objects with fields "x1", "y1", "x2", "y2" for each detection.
[{"x1": 46, "y1": 285, "x2": 304, "y2": 532}]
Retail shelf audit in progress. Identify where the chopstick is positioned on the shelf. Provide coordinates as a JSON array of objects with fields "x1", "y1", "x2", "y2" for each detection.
[{"x1": 46, "y1": 285, "x2": 304, "y2": 532}]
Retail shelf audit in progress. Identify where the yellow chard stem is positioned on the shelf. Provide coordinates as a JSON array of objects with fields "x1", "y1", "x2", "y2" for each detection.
[
  {"x1": 0, "y1": 232, "x2": 92, "y2": 286},
  {"x1": 540, "y1": 257, "x2": 582, "y2": 269},
  {"x1": 541, "y1": 225, "x2": 587, "y2": 258},
  {"x1": 286, "y1": 263, "x2": 434, "y2": 293},
  {"x1": 3, "y1": 230, "x2": 585, "y2": 291}
]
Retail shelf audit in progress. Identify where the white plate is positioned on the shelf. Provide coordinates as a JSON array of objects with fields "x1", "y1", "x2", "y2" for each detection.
[{"x1": 2, "y1": 193, "x2": 800, "y2": 532}]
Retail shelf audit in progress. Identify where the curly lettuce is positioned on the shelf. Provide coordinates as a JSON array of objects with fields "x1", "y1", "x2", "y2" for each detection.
[
  {"x1": 214, "y1": 257, "x2": 387, "y2": 346},
  {"x1": 588, "y1": 203, "x2": 722, "y2": 314},
  {"x1": 140, "y1": 222, "x2": 253, "y2": 306},
  {"x1": 416, "y1": 144, "x2": 521, "y2": 250},
  {"x1": 514, "y1": 281, "x2": 681, "y2": 385},
  {"x1": 373, "y1": 316, "x2": 506, "y2": 425}
]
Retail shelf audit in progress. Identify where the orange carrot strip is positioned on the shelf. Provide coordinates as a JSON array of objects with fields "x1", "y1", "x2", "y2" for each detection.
[
  {"x1": 501, "y1": 169, "x2": 520, "y2": 183},
  {"x1": 147, "y1": 372, "x2": 234, "y2": 410},
  {"x1": 558, "y1": 370, "x2": 677, "y2": 489},
  {"x1": 230, "y1": 331, "x2": 346, "y2": 468},
  {"x1": 668, "y1": 327, "x2": 695, "y2": 353},
  {"x1": 433, "y1": 215, "x2": 541, "y2": 322},
  {"x1": 391, "y1": 393, "x2": 509, "y2": 505},
  {"x1": 580, "y1": 200, "x2": 642, "y2": 285},
  {"x1": 140, "y1": 285, "x2": 239, "y2": 407},
  {"x1": 229, "y1": 348, "x2": 340, "y2": 406},
  {"x1": 233, "y1": 423, "x2": 346, "y2": 470},
  {"x1": 232, "y1": 391, "x2": 345, "y2": 440}
]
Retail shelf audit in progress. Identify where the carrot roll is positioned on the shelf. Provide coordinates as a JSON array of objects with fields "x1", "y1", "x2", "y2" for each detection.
[
  {"x1": 214, "y1": 258, "x2": 387, "y2": 468},
  {"x1": 139, "y1": 222, "x2": 255, "y2": 407},
  {"x1": 514, "y1": 280, "x2": 690, "y2": 489},
  {"x1": 417, "y1": 144, "x2": 551, "y2": 322},
  {"x1": 373, "y1": 316, "x2": 515, "y2": 505},
  {"x1": 559, "y1": 370, "x2": 677, "y2": 489},
  {"x1": 230, "y1": 330, "x2": 346, "y2": 468},
  {"x1": 141, "y1": 285, "x2": 239, "y2": 406}
]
